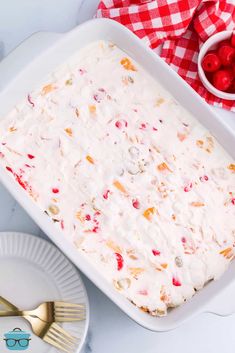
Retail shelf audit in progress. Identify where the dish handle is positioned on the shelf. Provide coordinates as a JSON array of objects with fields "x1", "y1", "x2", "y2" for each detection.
[{"x1": 0, "y1": 31, "x2": 63, "y2": 90}]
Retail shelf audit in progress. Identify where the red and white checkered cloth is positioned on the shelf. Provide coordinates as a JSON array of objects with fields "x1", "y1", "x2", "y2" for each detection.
[{"x1": 96, "y1": 0, "x2": 235, "y2": 112}]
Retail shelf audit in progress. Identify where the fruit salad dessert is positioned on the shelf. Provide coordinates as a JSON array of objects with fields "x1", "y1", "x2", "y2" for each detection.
[{"x1": 0, "y1": 41, "x2": 234, "y2": 316}]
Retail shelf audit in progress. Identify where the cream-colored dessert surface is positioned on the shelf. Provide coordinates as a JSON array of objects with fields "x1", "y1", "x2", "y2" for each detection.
[{"x1": 0, "y1": 41, "x2": 234, "y2": 315}]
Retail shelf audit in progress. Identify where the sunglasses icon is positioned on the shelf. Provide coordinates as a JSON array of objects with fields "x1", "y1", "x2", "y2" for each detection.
[{"x1": 4, "y1": 338, "x2": 31, "y2": 347}]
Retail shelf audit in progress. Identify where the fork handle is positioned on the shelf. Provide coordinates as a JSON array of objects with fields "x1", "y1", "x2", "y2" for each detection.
[
  {"x1": 0, "y1": 311, "x2": 23, "y2": 317},
  {"x1": 0, "y1": 296, "x2": 18, "y2": 310}
]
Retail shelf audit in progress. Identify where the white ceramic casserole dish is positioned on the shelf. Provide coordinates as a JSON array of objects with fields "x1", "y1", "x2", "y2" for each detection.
[{"x1": 0, "y1": 19, "x2": 235, "y2": 331}]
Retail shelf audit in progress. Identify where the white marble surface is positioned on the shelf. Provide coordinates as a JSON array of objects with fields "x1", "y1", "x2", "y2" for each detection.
[{"x1": 0, "y1": 1, "x2": 235, "y2": 352}]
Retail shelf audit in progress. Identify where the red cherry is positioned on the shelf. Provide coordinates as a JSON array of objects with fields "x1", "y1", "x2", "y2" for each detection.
[
  {"x1": 115, "y1": 253, "x2": 124, "y2": 271},
  {"x1": 205, "y1": 71, "x2": 213, "y2": 83},
  {"x1": 27, "y1": 154, "x2": 35, "y2": 159},
  {"x1": 152, "y1": 249, "x2": 161, "y2": 256},
  {"x1": 172, "y1": 277, "x2": 181, "y2": 287},
  {"x1": 232, "y1": 63, "x2": 235, "y2": 76},
  {"x1": 226, "y1": 79, "x2": 235, "y2": 94},
  {"x1": 218, "y1": 40, "x2": 231, "y2": 48},
  {"x1": 231, "y1": 33, "x2": 235, "y2": 48},
  {"x1": 213, "y1": 70, "x2": 233, "y2": 91},
  {"x1": 218, "y1": 45, "x2": 235, "y2": 66},
  {"x1": 202, "y1": 53, "x2": 221, "y2": 72},
  {"x1": 132, "y1": 199, "x2": 140, "y2": 209}
]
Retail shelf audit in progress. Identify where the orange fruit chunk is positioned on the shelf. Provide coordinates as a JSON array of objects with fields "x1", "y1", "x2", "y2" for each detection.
[
  {"x1": 157, "y1": 162, "x2": 172, "y2": 172},
  {"x1": 64, "y1": 128, "x2": 73, "y2": 137},
  {"x1": 113, "y1": 180, "x2": 127, "y2": 194},
  {"x1": 220, "y1": 247, "x2": 233, "y2": 259},
  {"x1": 86, "y1": 155, "x2": 94, "y2": 164},
  {"x1": 143, "y1": 207, "x2": 156, "y2": 221},
  {"x1": 41, "y1": 84, "x2": 56, "y2": 95},
  {"x1": 120, "y1": 57, "x2": 137, "y2": 71},
  {"x1": 228, "y1": 164, "x2": 235, "y2": 172}
]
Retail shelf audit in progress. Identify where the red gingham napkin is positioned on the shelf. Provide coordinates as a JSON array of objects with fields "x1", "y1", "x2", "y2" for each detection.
[{"x1": 96, "y1": 0, "x2": 235, "y2": 112}]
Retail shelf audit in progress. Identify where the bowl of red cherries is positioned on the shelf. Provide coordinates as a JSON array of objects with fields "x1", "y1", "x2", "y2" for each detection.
[{"x1": 198, "y1": 30, "x2": 235, "y2": 100}]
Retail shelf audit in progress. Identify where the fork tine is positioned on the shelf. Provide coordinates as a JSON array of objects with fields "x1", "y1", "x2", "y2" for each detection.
[
  {"x1": 55, "y1": 311, "x2": 85, "y2": 317},
  {"x1": 51, "y1": 323, "x2": 78, "y2": 342},
  {"x1": 44, "y1": 334, "x2": 73, "y2": 353},
  {"x1": 47, "y1": 329, "x2": 76, "y2": 348},
  {"x1": 55, "y1": 315, "x2": 86, "y2": 322},
  {"x1": 55, "y1": 307, "x2": 85, "y2": 312},
  {"x1": 55, "y1": 311, "x2": 85, "y2": 319},
  {"x1": 46, "y1": 326, "x2": 77, "y2": 351},
  {"x1": 55, "y1": 309, "x2": 85, "y2": 316}
]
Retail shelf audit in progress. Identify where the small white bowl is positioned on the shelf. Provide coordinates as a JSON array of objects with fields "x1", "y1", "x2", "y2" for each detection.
[{"x1": 198, "y1": 30, "x2": 235, "y2": 101}]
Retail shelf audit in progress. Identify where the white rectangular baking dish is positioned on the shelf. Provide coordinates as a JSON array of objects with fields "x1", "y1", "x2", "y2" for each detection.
[{"x1": 0, "y1": 19, "x2": 235, "y2": 331}]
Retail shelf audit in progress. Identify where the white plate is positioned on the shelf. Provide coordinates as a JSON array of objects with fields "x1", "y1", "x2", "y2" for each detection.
[{"x1": 0, "y1": 232, "x2": 89, "y2": 353}]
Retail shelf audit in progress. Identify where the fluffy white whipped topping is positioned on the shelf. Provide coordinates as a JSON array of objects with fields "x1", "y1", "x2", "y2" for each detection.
[{"x1": 0, "y1": 41, "x2": 234, "y2": 316}]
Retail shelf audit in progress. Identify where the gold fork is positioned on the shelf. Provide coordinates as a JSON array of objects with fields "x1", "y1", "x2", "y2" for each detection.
[
  {"x1": 0, "y1": 300, "x2": 85, "y2": 323},
  {"x1": 0, "y1": 297, "x2": 78, "y2": 353}
]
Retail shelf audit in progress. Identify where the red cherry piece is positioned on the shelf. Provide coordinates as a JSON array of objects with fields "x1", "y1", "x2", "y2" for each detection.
[
  {"x1": 213, "y1": 70, "x2": 233, "y2": 91},
  {"x1": 115, "y1": 121, "x2": 122, "y2": 129},
  {"x1": 115, "y1": 253, "x2": 124, "y2": 271},
  {"x1": 27, "y1": 154, "x2": 35, "y2": 159},
  {"x1": 218, "y1": 45, "x2": 235, "y2": 66},
  {"x1": 231, "y1": 33, "x2": 235, "y2": 48},
  {"x1": 103, "y1": 190, "x2": 110, "y2": 199},
  {"x1": 202, "y1": 53, "x2": 221, "y2": 72},
  {"x1": 181, "y1": 237, "x2": 186, "y2": 243},
  {"x1": 52, "y1": 188, "x2": 59, "y2": 194},
  {"x1": 6, "y1": 166, "x2": 13, "y2": 173},
  {"x1": 60, "y1": 220, "x2": 64, "y2": 230},
  {"x1": 139, "y1": 123, "x2": 147, "y2": 130},
  {"x1": 115, "y1": 120, "x2": 128, "y2": 129},
  {"x1": 199, "y1": 175, "x2": 209, "y2": 182},
  {"x1": 184, "y1": 182, "x2": 192, "y2": 192},
  {"x1": 85, "y1": 214, "x2": 91, "y2": 221},
  {"x1": 172, "y1": 277, "x2": 181, "y2": 287},
  {"x1": 138, "y1": 289, "x2": 148, "y2": 296},
  {"x1": 132, "y1": 199, "x2": 140, "y2": 209},
  {"x1": 231, "y1": 198, "x2": 235, "y2": 205},
  {"x1": 152, "y1": 249, "x2": 161, "y2": 256}
]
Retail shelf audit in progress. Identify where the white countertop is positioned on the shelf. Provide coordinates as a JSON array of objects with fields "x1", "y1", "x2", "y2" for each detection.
[{"x1": 0, "y1": 1, "x2": 235, "y2": 352}]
